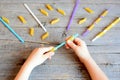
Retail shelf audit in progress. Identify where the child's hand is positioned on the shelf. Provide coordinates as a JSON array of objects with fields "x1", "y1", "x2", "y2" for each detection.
[
  {"x1": 65, "y1": 38, "x2": 91, "y2": 63},
  {"x1": 14, "y1": 47, "x2": 54, "y2": 80},
  {"x1": 26, "y1": 47, "x2": 54, "y2": 67}
]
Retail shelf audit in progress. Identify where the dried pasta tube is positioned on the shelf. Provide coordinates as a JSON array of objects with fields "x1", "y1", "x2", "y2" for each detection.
[
  {"x1": 78, "y1": 18, "x2": 87, "y2": 24},
  {"x1": 29, "y1": 28, "x2": 34, "y2": 36},
  {"x1": 50, "y1": 18, "x2": 60, "y2": 24},
  {"x1": 1, "y1": 16, "x2": 10, "y2": 24},
  {"x1": 84, "y1": 7, "x2": 94, "y2": 14},
  {"x1": 39, "y1": 9, "x2": 48, "y2": 16},
  {"x1": 57, "y1": 9, "x2": 66, "y2": 15},
  {"x1": 18, "y1": 16, "x2": 27, "y2": 24},
  {"x1": 49, "y1": 48, "x2": 55, "y2": 52},
  {"x1": 41, "y1": 32, "x2": 49, "y2": 40},
  {"x1": 46, "y1": 4, "x2": 54, "y2": 11}
]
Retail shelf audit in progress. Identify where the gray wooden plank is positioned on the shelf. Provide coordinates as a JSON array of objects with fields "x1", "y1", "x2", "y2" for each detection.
[
  {"x1": 0, "y1": 0, "x2": 120, "y2": 4},
  {"x1": 29, "y1": 64, "x2": 120, "y2": 80},
  {"x1": 1, "y1": 49, "x2": 120, "y2": 64},
  {"x1": 0, "y1": 27, "x2": 120, "y2": 45},
  {"x1": 0, "y1": 63, "x2": 120, "y2": 80},
  {"x1": 0, "y1": 3, "x2": 120, "y2": 28},
  {"x1": 0, "y1": 42, "x2": 119, "y2": 66},
  {"x1": 0, "y1": 40, "x2": 120, "y2": 54}
]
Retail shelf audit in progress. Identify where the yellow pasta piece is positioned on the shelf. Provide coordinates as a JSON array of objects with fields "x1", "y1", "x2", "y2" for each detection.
[
  {"x1": 46, "y1": 4, "x2": 54, "y2": 11},
  {"x1": 2, "y1": 16, "x2": 10, "y2": 24},
  {"x1": 88, "y1": 24, "x2": 95, "y2": 31},
  {"x1": 18, "y1": 16, "x2": 27, "y2": 24},
  {"x1": 39, "y1": 9, "x2": 48, "y2": 16},
  {"x1": 29, "y1": 28, "x2": 34, "y2": 36},
  {"x1": 95, "y1": 18, "x2": 101, "y2": 24},
  {"x1": 50, "y1": 18, "x2": 60, "y2": 24},
  {"x1": 78, "y1": 18, "x2": 87, "y2": 24},
  {"x1": 41, "y1": 32, "x2": 49, "y2": 40},
  {"x1": 84, "y1": 7, "x2": 94, "y2": 14},
  {"x1": 49, "y1": 48, "x2": 55, "y2": 52},
  {"x1": 102, "y1": 10, "x2": 108, "y2": 17},
  {"x1": 57, "y1": 9, "x2": 66, "y2": 16}
]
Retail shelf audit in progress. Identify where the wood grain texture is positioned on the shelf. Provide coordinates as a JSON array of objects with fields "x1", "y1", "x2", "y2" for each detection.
[{"x1": 0, "y1": 0, "x2": 120, "y2": 80}]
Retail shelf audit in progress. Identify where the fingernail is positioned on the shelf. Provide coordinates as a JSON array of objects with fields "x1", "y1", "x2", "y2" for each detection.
[
  {"x1": 67, "y1": 40, "x2": 72, "y2": 43},
  {"x1": 48, "y1": 56, "x2": 51, "y2": 60},
  {"x1": 66, "y1": 46, "x2": 70, "y2": 49},
  {"x1": 49, "y1": 46, "x2": 54, "y2": 49},
  {"x1": 51, "y1": 52, "x2": 54, "y2": 56}
]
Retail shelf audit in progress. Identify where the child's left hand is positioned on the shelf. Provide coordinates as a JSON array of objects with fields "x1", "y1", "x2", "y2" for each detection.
[{"x1": 25, "y1": 47, "x2": 55, "y2": 67}]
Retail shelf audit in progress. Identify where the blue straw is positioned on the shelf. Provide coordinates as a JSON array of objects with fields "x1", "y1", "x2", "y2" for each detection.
[
  {"x1": 0, "y1": 17, "x2": 24, "y2": 43},
  {"x1": 54, "y1": 33, "x2": 79, "y2": 51}
]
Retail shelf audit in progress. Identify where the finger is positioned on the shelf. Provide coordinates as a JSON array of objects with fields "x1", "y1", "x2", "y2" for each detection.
[
  {"x1": 30, "y1": 48, "x2": 40, "y2": 55},
  {"x1": 38, "y1": 47, "x2": 53, "y2": 55},
  {"x1": 43, "y1": 52, "x2": 55, "y2": 60},
  {"x1": 65, "y1": 37, "x2": 74, "y2": 49},
  {"x1": 51, "y1": 52, "x2": 55, "y2": 56},
  {"x1": 65, "y1": 37, "x2": 71, "y2": 41},
  {"x1": 48, "y1": 52, "x2": 55, "y2": 60},
  {"x1": 66, "y1": 40, "x2": 77, "y2": 50},
  {"x1": 65, "y1": 43, "x2": 70, "y2": 49},
  {"x1": 48, "y1": 56, "x2": 51, "y2": 60},
  {"x1": 74, "y1": 38, "x2": 86, "y2": 46},
  {"x1": 74, "y1": 38, "x2": 81, "y2": 46}
]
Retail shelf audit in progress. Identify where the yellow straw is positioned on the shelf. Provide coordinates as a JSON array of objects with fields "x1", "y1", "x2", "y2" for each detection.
[
  {"x1": 82, "y1": 9, "x2": 109, "y2": 37},
  {"x1": 92, "y1": 17, "x2": 120, "y2": 42}
]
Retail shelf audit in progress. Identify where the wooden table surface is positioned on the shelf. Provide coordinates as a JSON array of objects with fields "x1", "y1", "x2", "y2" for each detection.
[{"x1": 0, "y1": 0, "x2": 120, "y2": 80}]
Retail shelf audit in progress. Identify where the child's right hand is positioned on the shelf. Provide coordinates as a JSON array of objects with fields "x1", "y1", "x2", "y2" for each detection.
[{"x1": 65, "y1": 38, "x2": 92, "y2": 63}]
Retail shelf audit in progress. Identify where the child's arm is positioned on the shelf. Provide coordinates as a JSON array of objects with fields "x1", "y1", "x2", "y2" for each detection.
[
  {"x1": 66, "y1": 38, "x2": 108, "y2": 80},
  {"x1": 14, "y1": 47, "x2": 54, "y2": 80}
]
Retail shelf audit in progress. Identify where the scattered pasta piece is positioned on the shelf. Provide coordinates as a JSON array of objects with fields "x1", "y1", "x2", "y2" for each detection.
[
  {"x1": 50, "y1": 18, "x2": 60, "y2": 24},
  {"x1": 84, "y1": 7, "x2": 94, "y2": 14},
  {"x1": 41, "y1": 32, "x2": 49, "y2": 40},
  {"x1": 57, "y1": 9, "x2": 66, "y2": 15},
  {"x1": 2, "y1": 16, "x2": 10, "y2": 24},
  {"x1": 46, "y1": 4, "x2": 54, "y2": 11},
  {"x1": 29, "y1": 28, "x2": 34, "y2": 36},
  {"x1": 39, "y1": 9, "x2": 48, "y2": 16},
  {"x1": 18, "y1": 16, "x2": 27, "y2": 24},
  {"x1": 78, "y1": 18, "x2": 87, "y2": 24}
]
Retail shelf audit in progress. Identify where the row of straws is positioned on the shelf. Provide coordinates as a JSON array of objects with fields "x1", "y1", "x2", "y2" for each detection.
[
  {"x1": 0, "y1": 2, "x2": 95, "y2": 43},
  {"x1": 58, "y1": 0, "x2": 120, "y2": 42},
  {"x1": 81, "y1": 9, "x2": 120, "y2": 42},
  {"x1": 0, "y1": 1, "x2": 120, "y2": 43}
]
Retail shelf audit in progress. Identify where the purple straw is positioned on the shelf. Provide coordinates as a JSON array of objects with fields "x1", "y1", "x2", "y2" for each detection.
[
  {"x1": 66, "y1": 0, "x2": 80, "y2": 31},
  {"x1": 82, "y1": 30, "x2": 90, "y2": 37}
]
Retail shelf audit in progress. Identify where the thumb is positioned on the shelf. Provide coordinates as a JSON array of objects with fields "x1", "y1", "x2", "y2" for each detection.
[
  {"x1": 39, "y1": 47, "x2": 53, "y2": 54},
  {"x1": 66, "y1": 40, "x2": 77, "y2": 50},
  {"x1": 43, "y1": 52, "x2": 55, "y2": 60}
]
